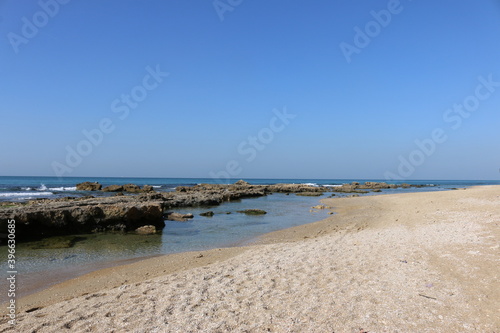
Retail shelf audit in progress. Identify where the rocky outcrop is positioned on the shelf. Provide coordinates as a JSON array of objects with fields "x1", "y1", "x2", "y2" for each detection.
[
  {"x1": 0, "y1": 196, "x2": 165, "y2": 241},
  {"x1": 142, "y1": 185, "x2": 155, "y2": 193},
  {"x1": 76, "y1": 182, "x2": 102, "y2": 191},
  {"x1": 176, "y1": 182, "x2": 327, "y2": 194},
  {"x1": 102, "y1": 184, "x2": 155, "y2": 193},
  {"x1": 234, "y1": 180, "x2": 250, "y2": 186},
  {"x1": 102, "y1": 185, "x2": 123, "y2": 192},
  {"x1": 330, "y1": 182, "x2": 420, "y2": 193}
]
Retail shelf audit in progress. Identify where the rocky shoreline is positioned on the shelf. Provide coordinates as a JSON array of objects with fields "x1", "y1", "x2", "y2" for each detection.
[{"x1": 0, "y1": 181, "x2": 428, "y2": 242}]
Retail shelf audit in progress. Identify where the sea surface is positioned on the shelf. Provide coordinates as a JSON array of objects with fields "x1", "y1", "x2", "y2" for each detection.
[{"x1": 1, "y1": 176, "x2": 499, "y2": 295}]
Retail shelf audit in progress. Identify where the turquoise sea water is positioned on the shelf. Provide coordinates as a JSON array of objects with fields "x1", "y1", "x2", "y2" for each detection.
[{"x1": 0, "y1": 176, "x2": 499, "y2": 297}]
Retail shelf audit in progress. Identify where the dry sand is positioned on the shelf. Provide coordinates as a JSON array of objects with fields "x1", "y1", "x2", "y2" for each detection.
[{"x1": 1, "y1": 186, "x2": 499, "y2": 332}]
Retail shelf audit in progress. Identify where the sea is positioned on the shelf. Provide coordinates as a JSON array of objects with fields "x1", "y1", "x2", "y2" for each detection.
[{"x1": 1, "y1": 176, "x2": 499, "y2": 298}]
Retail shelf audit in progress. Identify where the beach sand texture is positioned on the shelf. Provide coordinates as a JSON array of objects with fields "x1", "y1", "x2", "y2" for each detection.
[{"x1": 1, "y1": 186, "x2": 498, "y2": 332}]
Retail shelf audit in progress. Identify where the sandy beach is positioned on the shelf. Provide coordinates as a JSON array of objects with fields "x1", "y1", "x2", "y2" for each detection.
[{"x1": 1, "y1": 186, "x2": 499, "y2": 332}]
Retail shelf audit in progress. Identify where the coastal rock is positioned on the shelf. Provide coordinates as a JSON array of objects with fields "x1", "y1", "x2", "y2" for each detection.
[
  {"x1": 135, "y1": 225, "x2": 156, "y2": 235},
  {"x1": 165, "y1": 212, "x2": 194, "y2": 222},
  {"x1": 332, "y1": 182, "x2": 406, "y2": 193},
  {"x1": 122, "y1": 184, "x2": 142, "y2": 193},
  {"x1": 176, "y1": 183, "x2": 326, "y2": 195},
  {"x1": 103, "y1": 184, "x2": 155, "y2": 193},
  {"x1": 237, "y1": 209, "x2": 267, "y2": 215},
  {"x1": 200, "y1": 211, "x2": 215, "y2": 217},
  {"x1": 234, "y1": 180, "x2": 250, "y2": 186},
  {"x1": 103, "y1": 185, "x2": 124, "y2": 192},
  {"x1": 312, "y1": 205, "x2": 328, "y2": 210},
  {"x1": 0, "y1": 199, "x2": 165, "y2": 241},
  {"x1": 142, "y1": 185, "x2": 155, "y2": 193},
  {"x1": 76, "y1": 182, "x2": 102, "y2": 191}
]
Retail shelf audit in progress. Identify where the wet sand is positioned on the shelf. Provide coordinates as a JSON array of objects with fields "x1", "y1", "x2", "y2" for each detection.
[{"x1": 1, "y1": 186, "x2": 498, "y2": 332}]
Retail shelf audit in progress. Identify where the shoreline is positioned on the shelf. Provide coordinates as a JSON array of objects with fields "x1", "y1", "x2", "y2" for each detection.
[
  {"x1": 2, "y1": 185, "x2": 499, "y2": 331},
  {"x1": 0, "y1": 187, "x2": 474, "y2": 306}
]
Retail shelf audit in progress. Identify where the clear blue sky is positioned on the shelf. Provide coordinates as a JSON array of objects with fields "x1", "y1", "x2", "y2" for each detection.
[{"x1": 1, "y1": 0, "x2": 499, "y2": 180}]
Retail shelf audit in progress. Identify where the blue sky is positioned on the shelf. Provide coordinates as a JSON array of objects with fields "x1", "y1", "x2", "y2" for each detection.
[{"x1": 1, "y1": 0, "x2": 499, "y2": 180}]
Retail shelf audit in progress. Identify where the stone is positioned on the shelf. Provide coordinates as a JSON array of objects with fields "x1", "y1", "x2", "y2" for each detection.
[
  {"x1": 122, "y1": 184, "x2": 142, "y2": 193},
  {"x1": 234, "y1": 180, "x2": 250, "y2": 186},
  {"x1": 76, "y1": 182, "x2": 102, "y2": 191},
  {"x1": 135, "y1": 225, "x2": 156, "y2": 235},
  {"x1": 165, "y1": 212, "x2": 194, "y2": 222},
  {"x1": 142, "y1": 185, "x2": 155, "y2": 193},
  {"x1": 103, "y1": 185, "x2": 124, "y2": 192},
  {"x1": 312, "y1": 205, "x2": 327, "y2": 209},
  {"x1": 237, "y1": 209, "x2": 267, "y2": 215},
  {"x1": 200, "y1": 211, "x2": 215, "y2": 217}
]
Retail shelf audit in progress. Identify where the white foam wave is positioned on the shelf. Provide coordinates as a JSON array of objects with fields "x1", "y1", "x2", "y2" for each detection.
[
  {"x1": 301, "y1": 183, "x2": 319, "y2": 187},
  {"x1": 0, "y1": 192, "x2": 53, "y2": 197},
  {"x1": 323, "y1": 184, "x2": 342, "y2": 187},
  {"x1": 49, "y1": 187, "x2": 77, "y2": 191},
  {"x1": 38, "y1": 184, "x2": 48, "y2": 191},
  {"x1": 152, "y1": 186, "x2": 162, "y2": 188}
]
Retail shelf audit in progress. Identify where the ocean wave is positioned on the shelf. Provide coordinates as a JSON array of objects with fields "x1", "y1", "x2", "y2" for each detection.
[
  {"x1": 323, "y1": 184, "x2": 342, "y2": 187},
  {"x1": 301, "y1": 183, "x2": 319, "y2": 187},
  {"x1": 0, "y1": 192, "x2": 54, "y2": 197},
  {"x1": 49, "y1": 187, "x2": 77, "y2": 191},
  {"x1": 152, "y1": 186, "x2": 162, "y2": 188}
]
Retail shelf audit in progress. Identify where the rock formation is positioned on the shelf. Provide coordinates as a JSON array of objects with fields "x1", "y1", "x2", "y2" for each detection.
[{"x1": 76, "y1": 182, "x2": 102, "y2": 191}]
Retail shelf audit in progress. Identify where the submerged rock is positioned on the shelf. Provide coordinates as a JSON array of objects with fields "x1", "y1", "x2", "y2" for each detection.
[
  {"x1": 237, "y1": 209, "x2": 267, "y2": 215},
  {"x1": 165, "y1": 212, "x2": 194, "y2": 222},
  {"x1": 312, "y1": 205, "x2": 328, "y2": 210},
  {"x1": 29, "y1": 236, "x2": 86, "y2": 249},
  {"x1": 200, "y1": 211, "x2": 215, "y2": 217},
  {"x1": 135, "y1": 225, "x2": 157, "y2": 235}
]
